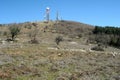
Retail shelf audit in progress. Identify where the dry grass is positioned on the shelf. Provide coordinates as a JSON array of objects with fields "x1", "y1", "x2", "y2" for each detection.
[
  {"x1": 0, "y1": 44, "x2": 119, "y2": 80},
  {"x1": 0, "y1": 21, "x2": 119, "y2": 80}
]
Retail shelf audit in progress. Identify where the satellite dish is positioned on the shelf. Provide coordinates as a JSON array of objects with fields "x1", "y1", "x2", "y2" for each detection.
[{"x1": 46, "y1": 7, "x2": 50, "y2": 10}]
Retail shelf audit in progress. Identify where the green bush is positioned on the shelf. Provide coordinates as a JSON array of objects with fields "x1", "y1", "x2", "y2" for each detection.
[
  {"x1": 55, "y1": 36, "x2": 63, "y2": 45},
  {"x1": 93, "y1": 26, "x2": 120, "y2": 48},
  {"x1": 9, "y1": 25, "x2": 21, "y2": 41}
]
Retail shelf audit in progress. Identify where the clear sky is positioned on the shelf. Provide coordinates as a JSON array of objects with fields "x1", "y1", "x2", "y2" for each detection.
[{"x1": 0, "y1": 0, "x2": 120, "y2": 26}]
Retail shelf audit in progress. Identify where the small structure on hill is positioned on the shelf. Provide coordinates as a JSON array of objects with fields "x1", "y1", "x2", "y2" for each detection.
[
  {"x1": 44, "y1": 7, "x2": 50, "y2": 22},
  {"x1": 56, "y1": 11, "x2": 59, "y2": 22}
]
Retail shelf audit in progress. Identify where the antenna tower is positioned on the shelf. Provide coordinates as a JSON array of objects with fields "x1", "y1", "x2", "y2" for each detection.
[{"x1": 46, "y1": 7, "x2": 50, "y2": 22}]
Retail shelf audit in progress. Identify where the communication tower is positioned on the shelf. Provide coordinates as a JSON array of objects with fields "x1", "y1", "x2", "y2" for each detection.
[{"x1": 46, "y1": 7, "x2": 50, "y2": 22}]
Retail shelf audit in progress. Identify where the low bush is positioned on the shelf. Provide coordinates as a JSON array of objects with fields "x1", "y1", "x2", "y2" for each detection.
[
  {"x1": 29, "y1": 39, "x2": 39, "y2": 44},
  {"x1": 91, "y1": 44, "x2": 104, "y2": 51},
  {"x1": 55, "y1": 36, "x2": 63, "y2": 45}
]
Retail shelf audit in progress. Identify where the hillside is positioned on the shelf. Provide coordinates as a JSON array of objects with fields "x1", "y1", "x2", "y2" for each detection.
[
  {"x1": 0, "y1": 20, "x2": 94, "y2": 44},
  {"x1": 0, "y1": 20, "x2": 120, "y2": 80}
]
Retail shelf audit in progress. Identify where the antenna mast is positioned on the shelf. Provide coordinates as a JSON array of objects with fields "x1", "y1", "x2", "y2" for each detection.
[{"x1": 56, "y1": 11, "x2": 59, "y2": 22}]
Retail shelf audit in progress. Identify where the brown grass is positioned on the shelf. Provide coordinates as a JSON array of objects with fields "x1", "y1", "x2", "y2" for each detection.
[{"x1": 0, "y1": 21, "x2": 119, "y2": 80}]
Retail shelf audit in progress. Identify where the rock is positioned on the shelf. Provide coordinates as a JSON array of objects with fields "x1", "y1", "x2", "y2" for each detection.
[
  {"x1": 113, "y1": 76, "x2": 120, "y2": 80},
  {"x1": 58, "y1": 53, "x2": 62, "y2": 57},
  {"x1": 75, "y1": 36, "x2": 79, "y2": 39},
  {"x1": 50, "y1": 65, "x2": 59, "y2": 72},
  {"x1": 69, "y1": 42, "x2": 78, "y2": 45},
  {"x1": 9, "y1": 41, "x2": 13, "y2": 44},
  {"x1": 15, "y1": 38, "x2": 20, "y2": 41},
  {"x1": 2, "y1": 40, "x2": 6, "y2": 45}
]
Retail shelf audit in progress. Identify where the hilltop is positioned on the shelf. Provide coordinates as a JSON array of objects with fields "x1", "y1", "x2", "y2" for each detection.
[
  {"x1": 0, "y1": 20, "x2": 120, "y2": 52},
  {"x1": 0, "y1": 20, "x2": 94, "y2": 44}
]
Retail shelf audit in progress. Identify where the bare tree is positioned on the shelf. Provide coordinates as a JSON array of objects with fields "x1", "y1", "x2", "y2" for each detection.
[{"x1": 29, "y1": 24, "x2": 39, "y2": 44}]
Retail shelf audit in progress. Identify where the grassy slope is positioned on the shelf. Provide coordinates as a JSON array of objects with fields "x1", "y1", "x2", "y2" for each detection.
[
  {"x1": 0, "y1": 44, "x2": 120, "y2": 80},
  {"x1": 0, "y1": 21, "x2": 119, "y2": 80}
]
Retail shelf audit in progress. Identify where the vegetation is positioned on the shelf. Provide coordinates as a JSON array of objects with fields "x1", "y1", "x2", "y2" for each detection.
[
  {"x1": 91, "y1": 44, "x2": 104, "y2": 51},
  {"x1": 55, "y1": 36, "x2": 63, "y2": 45},
  {"x1": 9, "y1": 24, "x2": 21, "y2": 41},
  {"x1": 92, "y1": 26, "x2": 120, "y2": 48},
  {"x1": 0, "y1": 44, "x2": 119, "y2": 80},
  {"x1": 0, "y1": 21, "x2": 119, "y2": 80},
  {"x1": 0, "y1": 24, "x2": 2, "y2": 26},
  {"x1": 28, "y1": 23, "x2": 39, "y2": 44},
  {"x1": 93, "y1": 26, "x2": 120, "y2": 35}
]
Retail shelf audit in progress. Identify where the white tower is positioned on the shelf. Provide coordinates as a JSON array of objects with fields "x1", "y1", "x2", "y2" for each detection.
[{"x1": 46, "y1": 7, "x2": 50, "y2": 22}]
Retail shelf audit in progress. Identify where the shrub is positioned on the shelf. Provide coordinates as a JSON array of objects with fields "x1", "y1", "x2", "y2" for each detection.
[
  {"x1": 3, "y1": 31, "x2": 8, "y2": 36},
  {"x1": 28, "y1": 25, "x2": 39, "y2": 44},
  {"x1": 29, "y1": 39, "x2": 39, "y2": 44},
  {"x1": 0, "y1": 31, "x2": 2, "y2": 36},
  {"x1": 55, "y1": 36, "x2": 63, "y2": 45},
  {"x1": 24, "y1": 26, "x2": 32, "y2": 29},
  {"x1": 77, "y1": 34, "x2": 82, "y2": 38},
  {"x1": 9, "y1": 25, "x2": 21, "y2": 41},
  {"x1": 91, "y1": 44, "x2": 104, "y2": 51},
  {"x1": 0, "y1": 24, "x2": 2, "y2": 27}
]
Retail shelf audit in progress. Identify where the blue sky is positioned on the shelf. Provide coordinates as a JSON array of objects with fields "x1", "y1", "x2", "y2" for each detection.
[{"x1": 0, "y1": 0, "x2": 120, "y2": 26}]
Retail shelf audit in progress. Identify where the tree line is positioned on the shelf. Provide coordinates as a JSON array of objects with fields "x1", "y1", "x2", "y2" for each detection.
[
  {"x1": 92, "y1": 26, "x2": 120, "y2": 48},
  {"x1": 93, "y1": 26, "x2": 120, "y2": 35}
]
